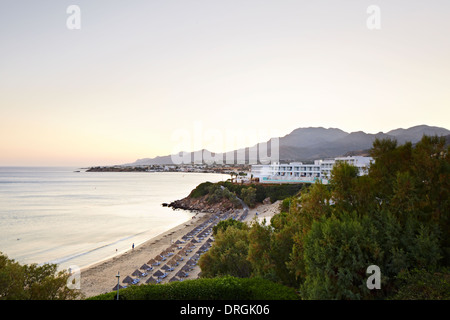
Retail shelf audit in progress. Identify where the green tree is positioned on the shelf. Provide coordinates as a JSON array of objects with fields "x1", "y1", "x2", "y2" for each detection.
[
  {"x1": 197, "y1": 135, "x2": 449, "y2": 299},
  {"x1": 329, "y1": 162, "x2": 359, "y2": 212},
  {"x1": 300, "y1": 213, "x2": 384, "y2": 300},
  {"x1": 0, "y1": 252, "x2": 82, "y2": 300},
  {"x1": 369, "y1": 138, "x2": 413, "y2": 201},
  {"x1": 287, "y1": 183, "x2": 331, "y2": 284},
  {"x1": 213, "y1": 218, "x2": 245, "y2": 236},
  {"x1": 241, "y1": 187, "x2": 257, "y2": 208},
  {"x1": 247, "y1": 220, "x2": 273, "y2": 279},
  {"x1": 199, "y1": 225, "x2": 252, "y2": 278},
  {"x1": 390, "y1": 268, "x2": 450, "y2": 300}
]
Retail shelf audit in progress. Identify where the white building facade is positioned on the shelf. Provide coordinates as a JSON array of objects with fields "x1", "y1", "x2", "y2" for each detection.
[{"x1": 251, "y1": 156, "x2": 373, "y2": 184}]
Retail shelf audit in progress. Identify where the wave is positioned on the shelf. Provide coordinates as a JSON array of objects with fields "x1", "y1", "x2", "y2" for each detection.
[{"x1": 42, "y1": 231, "x2": 149, "y2": 267}]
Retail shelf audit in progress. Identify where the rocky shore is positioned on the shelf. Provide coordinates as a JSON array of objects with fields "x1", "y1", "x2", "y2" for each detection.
[{"x1": 166, "y1": 194, "x2": 241, "y2": 215}]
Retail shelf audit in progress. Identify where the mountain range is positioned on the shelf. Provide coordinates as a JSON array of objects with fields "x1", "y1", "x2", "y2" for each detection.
[{"x1": 125, "y1": 125, "x2": 450, "y2": 166}]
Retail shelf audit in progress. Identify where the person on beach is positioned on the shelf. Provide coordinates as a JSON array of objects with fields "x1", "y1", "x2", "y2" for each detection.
[{"x1": 132, "y1": 243, "x2": 134, "y2": 250}]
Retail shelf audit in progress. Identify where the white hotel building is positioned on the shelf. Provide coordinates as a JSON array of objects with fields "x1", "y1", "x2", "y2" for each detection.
[{"x1": 251, "y1": 156, "x2": 373, "y2": 184}]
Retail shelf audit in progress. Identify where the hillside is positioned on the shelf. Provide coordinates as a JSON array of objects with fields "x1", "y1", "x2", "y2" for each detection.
[{"x1": 124, "y1": 125, "x2": 450, "y2": 165}]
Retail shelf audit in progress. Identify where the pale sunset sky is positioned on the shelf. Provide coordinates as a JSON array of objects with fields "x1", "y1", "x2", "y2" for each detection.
[{"x1": 0, "y1": 1, "x2": 449, "y2": 166}]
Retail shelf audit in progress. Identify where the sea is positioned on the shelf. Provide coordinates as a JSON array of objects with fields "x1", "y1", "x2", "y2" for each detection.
[{"x1": 0, "y1": 167, "x2": 228, "y2": 271}]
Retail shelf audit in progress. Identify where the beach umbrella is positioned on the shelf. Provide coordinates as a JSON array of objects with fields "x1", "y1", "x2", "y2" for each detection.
[
  {"x1": 181, "y1": 265, "x2": 192, "y2": 272},
  {"x1": 112, "y1": 284, "x2": 124, "y2": 291},
  {"x1": 168, "y1": 258, "x2": 178, "y2": 266},
  {"x1": 140, "y1": 263, "x2": 150, "y2": 270},
  {"x1": 131, "y1": 269, "x2": 143, "y2": 277},
  {"x1": 186, "y1": 259, "x2": 196, "y2": 266},
  {"x1": 145, "y1": 277, "x2": 157, "y2": 284},
  {"x1": 122, "y1": 276, "x2": 134, "y2": 284},
  {"x1": 169, "y1": 276, "x2": 180, "y2": 282},
  {"x1": 153, "y1": 270, "x2": 164, "y2": 277}
]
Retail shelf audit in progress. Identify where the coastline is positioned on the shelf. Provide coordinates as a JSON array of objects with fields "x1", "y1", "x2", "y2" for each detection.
[
  {"x1": 79, "y1": 201, "x2": 281, "y2": 298},
  {"x1": 79, "y1": 210, "x2": 208, "y2": 297}
]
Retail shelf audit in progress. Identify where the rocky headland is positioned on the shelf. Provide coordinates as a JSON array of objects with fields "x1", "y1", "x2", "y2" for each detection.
[{"x1": 166, "y1": 194, "x2": 241, "y2": 215}]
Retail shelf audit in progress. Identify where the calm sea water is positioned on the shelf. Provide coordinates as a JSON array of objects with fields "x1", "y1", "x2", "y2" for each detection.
[{"x1": 0, "y1": 167, "x2": 227, "y2": 271}]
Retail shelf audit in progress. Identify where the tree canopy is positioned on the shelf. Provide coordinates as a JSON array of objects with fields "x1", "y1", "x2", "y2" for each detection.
[
  {"x1": 198, "y1": 135, "x2": 450, "y2": 299},
  {"x1": 0, "y1": 252, "x2": 82, "y2": 300}
]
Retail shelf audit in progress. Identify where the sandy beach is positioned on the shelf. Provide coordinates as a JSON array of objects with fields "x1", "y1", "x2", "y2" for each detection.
[{"x1": 80, "y1": 201, "x2": 281, "y2": 298}]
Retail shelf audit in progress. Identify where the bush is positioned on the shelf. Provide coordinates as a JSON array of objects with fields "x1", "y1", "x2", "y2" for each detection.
[
  {"x1": 190, "y1": 183, "x2": 242, "y2": 208},
  {"x1": 0, "y1": 252, "x2": 82, "y2": 300},
  {"x1": 219, "y1": 182, "x2": 303, "y2": 204},
  {"x1": 390, "y1": 268, "x2": 450, "y2": 300},
  {"x1": 241, "y1": 187, "x2": 256, "y2": 207},
  {"x1": 88, "y1": 276, "x2": 299, "y2": 300},
  {"x1": 300, "y1": 214, "x2": 384, "y2": 300},
  {"x1": 239, "y1": 277, "x2": 299, "y2": 300},
  {"x1": 189, "y1": 182, "x2": 214, "y2": 198},
  {"x1": 199, "y1": 226, "x2": 252, "y2": 278},
  {"x1": 213, "y1": 219, "x2": 246, "y2": 236}
]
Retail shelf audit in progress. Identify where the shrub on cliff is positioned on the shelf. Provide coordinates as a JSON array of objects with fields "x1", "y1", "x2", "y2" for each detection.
[
  {"x1": 207, "y1": 185, "x2": 241, "y2": 207},
  {"x1": 220, "y1": 182, "x2": 303, "y2": 204},
  {"x1": 241, "y1": 186, "x2": 257, "y2": 208},
  {"x1": 189, "y1": 181, "x2": 214, "y2": 198}
]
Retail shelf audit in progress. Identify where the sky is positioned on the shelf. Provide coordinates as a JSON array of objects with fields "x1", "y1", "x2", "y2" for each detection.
[{"x1": 0, "y1": 0, "x2": 449, "y2": 166}]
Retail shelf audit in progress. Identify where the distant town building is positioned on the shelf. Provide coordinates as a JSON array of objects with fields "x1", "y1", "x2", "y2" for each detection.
[{"x1": 251, "y1": 156, "x2": 373, "y2": 184}]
